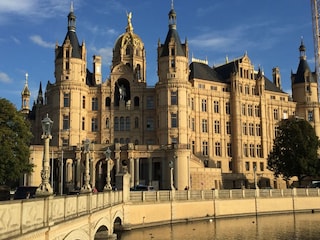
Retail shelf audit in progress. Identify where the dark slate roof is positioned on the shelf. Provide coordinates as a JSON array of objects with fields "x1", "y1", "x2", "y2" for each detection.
[
  {"x1": 86, "y1": 69, "x2": 95, "y2": 87},
  {"x1": 160, "y1": 28, "x2": 185, "y2": 57},
  {"x1": 292, "y1": 59, "x2": 315, "y2": 84},
  {"x1": 56, "y1": 31, "x2": 82, "y2": 59},
  {"x1": 189, "y1": 59, "x2": 283, "y2": 93},
  {"x1": 189, "y1": 62, "x2": 224, "y2": 82}
]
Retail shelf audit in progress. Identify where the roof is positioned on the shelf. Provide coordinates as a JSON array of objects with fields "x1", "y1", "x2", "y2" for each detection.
[
  {"x1": 189, "y1": 59, "x2": 283, "y2": 93},
  {"x1": 292, "y1": 58, "x2": 315, "y2": 84},
  {"x1": 160, "y1": 28, "x2": 185, "y2": 57}
]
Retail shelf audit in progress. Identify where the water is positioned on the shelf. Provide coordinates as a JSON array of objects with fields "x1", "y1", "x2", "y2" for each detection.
[{"x1": 118, "y1": 212, "x2": 320, "y2": 240}]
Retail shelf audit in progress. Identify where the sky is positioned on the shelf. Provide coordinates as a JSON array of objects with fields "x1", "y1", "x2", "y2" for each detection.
[{"x1": 0, "y1": 0, "x2": 315, "y2": 109}]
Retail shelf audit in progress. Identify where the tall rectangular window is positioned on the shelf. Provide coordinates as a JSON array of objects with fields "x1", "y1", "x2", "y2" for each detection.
[
  {"x1": 63, "y1": 93, "x2": 70, "y2": 107},
  {"x1": 308, "y1": 110, "x2": 314, "y2": 121},
  {"x1": 214, "y1": 120, "x2": 220, "y2": 134},
  {"x1": 256, "y1": 124, "x2": 261, "y2": 136},
  {"x1": 92, "y1": 97, "x2": 98, "y2": 111},
  {"x1": 226, "y1": 102, "x2": 231, "y2": 114},
  {"x1": 146, "y1": 118, "x2": 154, "y2": 130},
  {"x1": 201, "y1": 99, "x2": 207, "y2": 112},
  {"x1": 202, "y1": 141, "x2": 208, "y2": 156},
  {"x1": 215, "y1": 142, "x2": 221, "y2": 156},
  {"x1": 213, "y1": 101, "x2": 219, "y2": 113},
  {"x1": 227, "y1": 143, "x2": 232, "y2": 157},
  {"x1": 202, "y1": 119, "x2": 208, "y2": 132},
  {"x1": 82, "y1": 117, "x2": 85, "y2": 130},
  {"x1": 82, "y1": 96, "x2": 86, "y2": 109},
  {"x1": 146, "y1": 96, "x2": 154, "y2": 109},
  {"x1": 91, "y1": 118, "x2": 98, "y2": 132},
  {"x1": 171, "y1": 112, "x2": 178, "y2": 128},
  {"x1": 171, "y1": 91, "x2": 177, "y2": 105},
  {"x1": 226, "y1": 121, "x2": 231, "y2": 134},
  {"x1": 63, "y1": 115, "x2": 69, "y2": 130},
  {"x1": 191, "y1": 118, "x2": 195, "y2": 131}
]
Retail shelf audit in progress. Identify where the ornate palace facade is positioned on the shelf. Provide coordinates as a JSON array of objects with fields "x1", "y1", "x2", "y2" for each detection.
[{"x1": 21, "y1": 4, "x2": 320, "y2": 192}]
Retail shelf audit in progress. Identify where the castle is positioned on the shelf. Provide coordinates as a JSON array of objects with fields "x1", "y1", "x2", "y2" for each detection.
[{"x1": 20, "y1": 4, "x2": 320, "y2": 192}]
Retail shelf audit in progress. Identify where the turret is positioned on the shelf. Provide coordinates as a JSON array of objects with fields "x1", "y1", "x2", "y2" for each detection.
[{"x1": 21, "y1": 73, "x2": 31, "y2": 114}]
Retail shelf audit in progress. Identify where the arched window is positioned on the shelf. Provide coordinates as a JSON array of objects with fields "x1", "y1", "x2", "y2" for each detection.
[
  {"x1": 134, "y1": 117, "x2": 139, "y2": 128},
  {"x1": 106, "y1": 118, "x2": 110, "y2": 129},
  {"x1": 136, "y1": 64, "x2": 141, "y2": 80},
  {"x1": 126, "y1": 46, "x2": 130, "y2": 55}
]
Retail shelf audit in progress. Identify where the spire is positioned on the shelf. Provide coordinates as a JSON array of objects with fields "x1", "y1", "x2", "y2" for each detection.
[
  {"x1": 68, "y1": 2, "x2": 76, "y2": 32},
  {"x1": 168, "y1": 0, "x2": 177, "y2": 30},
  {"x1": 37, "y1": 82, "x2": 43, "y2": 105}
]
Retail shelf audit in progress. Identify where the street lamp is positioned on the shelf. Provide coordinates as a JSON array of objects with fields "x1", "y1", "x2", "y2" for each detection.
[
  {"x1": 253, "y1": 165, "x2": 258, "y2": 189},
  {"x1": 81, "y1": 139, "x2": 92, "y2": 193},
  {"x1": 36, "y1": 114, "x2": 54, "y2": 197},
  {"x1": 104, "y1": 147, "x2": 112, "y2": 191}
]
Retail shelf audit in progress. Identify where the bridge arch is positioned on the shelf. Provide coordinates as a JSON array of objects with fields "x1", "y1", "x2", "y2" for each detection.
[
  {"x1": 94, "y1": 217, "x2": 112, "y2": 235},
  {"x1": 64, "y1": 228, "x2": 90, "y2": 240}
]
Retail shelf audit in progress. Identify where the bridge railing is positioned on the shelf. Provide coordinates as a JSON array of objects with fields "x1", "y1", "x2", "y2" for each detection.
[
  {"x1": 129, "y1": 188, "x2": 320, "y2": 203},
  {"x1": 0, "y1": 190, "x2": 123, "y2": 240}
]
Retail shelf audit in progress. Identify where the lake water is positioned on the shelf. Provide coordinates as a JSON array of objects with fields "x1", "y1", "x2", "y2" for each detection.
[{"x1": 117, "y1": 212, "x2": 320, "y2": 240}]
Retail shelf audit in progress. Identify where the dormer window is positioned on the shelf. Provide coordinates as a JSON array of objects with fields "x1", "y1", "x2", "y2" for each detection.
[{"x1": 171, "y1": 48, "x2": 175, "y2": 56}]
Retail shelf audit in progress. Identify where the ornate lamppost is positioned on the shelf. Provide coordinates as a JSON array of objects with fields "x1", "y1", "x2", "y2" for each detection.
[
  {"x1": 36, "y1": 114, "x2": 54, "y2": 197},
  {"x1": 169, "y1": 156, "x2": 175, "y2": 191},
  {"x1": 254, "y1": 165, "x2": 259, "y2": 189},
  {"x1": 104, "y1": 147, "x2": 112, "y2": 191},
  {"x1": 81, "y1": 139, "x2": 92, "y2": 193}
]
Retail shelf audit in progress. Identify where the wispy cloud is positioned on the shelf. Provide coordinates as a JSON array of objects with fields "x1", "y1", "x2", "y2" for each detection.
[
  {"x1": 30, "y1": 35, "x2": 55, "y2": 48},
  {"x1": 0, "y1": 72, "x2": 12, "y2": 83}
]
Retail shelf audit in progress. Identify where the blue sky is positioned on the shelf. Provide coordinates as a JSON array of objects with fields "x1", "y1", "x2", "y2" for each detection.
[{"x1": 0, "y1": 0, "x2": 314, "y2": 109}]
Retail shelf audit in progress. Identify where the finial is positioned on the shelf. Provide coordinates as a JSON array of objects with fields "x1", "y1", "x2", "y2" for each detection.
[
  {"x1": 70, "y1": 1, "x2": 74, "y2": 12},
  {"x1": 171, "y1": 0, "x2": 174, "y2": 9},
  {"x1": 25, "y1": 73, "x2": 28, "y2": 83}
]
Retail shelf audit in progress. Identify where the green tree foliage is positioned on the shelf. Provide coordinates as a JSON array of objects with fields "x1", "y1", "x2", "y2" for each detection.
[
  {"x1": 0, "y1": 98, "x2": 33, "y2": 187},
  {"x1": 267, "y1": 117, "x2": 320, "y2": 183}
]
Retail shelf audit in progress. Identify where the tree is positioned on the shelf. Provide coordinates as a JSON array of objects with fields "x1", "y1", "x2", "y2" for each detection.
[
  {"x1": 0, "y1": 98, "x2": 33, "y2": 187},
  {"x1": 267, "y1": 117, "x2": 320, "y2": 185}
]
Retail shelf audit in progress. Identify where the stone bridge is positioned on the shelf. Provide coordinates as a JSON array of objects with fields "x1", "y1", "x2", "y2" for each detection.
[{"x1": 1, "y1": 188, "x2": 320, "y2": 240}]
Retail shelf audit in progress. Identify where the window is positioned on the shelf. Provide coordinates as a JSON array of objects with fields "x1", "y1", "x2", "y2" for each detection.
[
  {"x1": 120, "y1": 117, "x2": 125, "y2": 131},
  {"x1": 191, "y1": 98, "x2": 194, "y2": 110},
  {"x1": 146, "y1": 118, "x2": 154, "y2": 130},
  {"x1": 217, "y1": 161, "x2": 221, "y2": 168},
  {"x1": 242, "y1": 104, "x2": 246, "y2": 115},
  {"x1": 274, "y1": 125, "x2": 279, "y2": 138},
  {"x1": 256, "y1": 124, "x2": 261, "y2": 136},
  {"x1": 226, "y1": 102, "x2": 231, "y2": 114},
  {"x1": 82, "y1": 117, "x2": 85, "y2": 130},
  {"x1": 82, "y1": 96, "x2": 86, "y2": 109},
  {"x1": 105, "y1": 97, "x2": 111, "y2": 107},
  {"x1": 243, "y1": 123, "x2": 247, "y2": 135},
  {"x1": 250, "y1": 144, "x2": 255, "y2": 157},
  {"x1": 91, "y1": 118, "x2": 98, "y2": 132},
  {"x1": 134, "y1": 97, "x2": 140, "y2": 107},
  {"x1": 260, "y1": 162, "x2": 264, "y2": 171},
  {"x1": 202, "y1": 119, "x2": 208, "y2": 132},
  {"x1": 215, "y1": 142, "x2": 221, "y2": 156},
  {"x1": 106, "y1": 118, "x2": 110, "y2": 129},
  {"x1": 114, "y1": 117, "x2": 119, "y2": 131},
  {"x1": 63, "y1": 93, "x2": 70, "y2": 107},
  {"x1": 244, "y1": 144, "x2": 248, "y2": 157},
  {"x1": 134, "y1": 117, "x2": 139, "y2": 128},
  {"x1": 192, "y1": 140, "x2": 195, "y2": 154},
  {"x1": 273, "y1": 109, "x2": 278, "y2": 120},
  {"x1": 226, "y1": 121, "x2": 231, "y2": 134},
  {"x1": 245, "y1": 161, "x2": 250, "y2": 171},
  {"x1": 62, "y1": 138, "x2": 69, "y2": 147},
  {"x1": 229, "y1": 161, "x2": 233, "y2": 171},
  {"x1": 92, "y1": 97, "x2": 98, "y2": 111},
  {"x1": 201, "y1": 99, "x2": 207, "y2": 112},
  {"x1": 227, "y1": 143, "x2": 232, "y2": 157},
  {"x1": 213, "y1": 101, "x2": 219, "y2": 113},
  {"x1": 171, "y1": 59, "x2": 175, "y2": 68},
  {"x1": 202, "y1": 141, "x2": 208, "y2": 156},
  {"x1": 308, "y1": 110, "x2": 314, "y2": 121},
  {"x1": 248, "y1": 105, "x2": 253, "y2": 116},
  {"x1": 256, "y1": 144, "x2": 262, "y2": 158},
  {"x1": 146, "y1": 96, "x2": 154, "y2": 109},
  {"x1": 255, "y1": 105, "x2": 260, "y2": 117},
  {"x1": 253, "y1": 162, "x2": 257, "y2": 170},
  {"x1": 63, "y1": 115, "x2": 69, "y2": 130},
  {"x1": 171, "y1": 48, "x2": 175, "y2": 56},
  {"x1": 126, "y1": 117, "x2": 130, "y2": 130},
  {"x1": 245, "y1": 85, "x2": 249, "y2": 94},
  {"x1": 214, "y1": 120, "x2": 220, "y2": 134},
  {"x1": 171, "y1": 112, "x2": 178, "y2": 128},
  {"x1": 191, "y1": 118, "x2": 195, "y2": 131},
  {"x1": 171, "y1": 91, "x2": 177, "y2": 105},
  {"x1": 249, "y1": 123, "x2": 254, "y2": 136}
]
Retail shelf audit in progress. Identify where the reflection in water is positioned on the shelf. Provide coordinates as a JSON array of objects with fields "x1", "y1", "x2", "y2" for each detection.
[{"x1": 118, "y1": 212, "x2": 320, "y2": 240}]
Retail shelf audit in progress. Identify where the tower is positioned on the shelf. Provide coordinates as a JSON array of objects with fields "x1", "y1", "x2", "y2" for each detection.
[{"x1": 156, "y1": 3, "x2": 191, "y2": 190}]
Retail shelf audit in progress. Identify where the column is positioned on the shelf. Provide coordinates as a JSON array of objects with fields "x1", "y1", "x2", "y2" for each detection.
[
  {"x1": 148, "y1": 158, "x2": 152, "y2": 186},
  {"x1": 130, "y1": 158, "x2": 134, "y2": 187},
  {"x1": 135, "y1": 158, "x2": 140, "y2": 186}
]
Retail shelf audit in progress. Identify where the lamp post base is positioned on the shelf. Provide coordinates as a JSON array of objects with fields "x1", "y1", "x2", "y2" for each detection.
[
  {"x1": 36, "y1": 183, "x2": 53, "y2": 197},
  {"x1": 81, "y1": 185, "x2": 92, "y2": 193}
]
